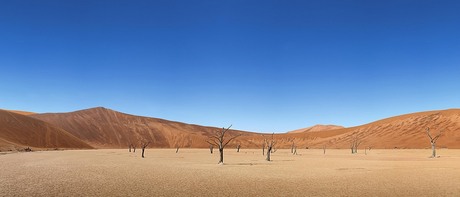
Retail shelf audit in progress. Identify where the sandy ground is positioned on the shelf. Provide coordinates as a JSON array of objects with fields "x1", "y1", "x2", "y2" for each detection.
[{"x1": 1, "y1": 149, "x2": 460, "y2": 196}]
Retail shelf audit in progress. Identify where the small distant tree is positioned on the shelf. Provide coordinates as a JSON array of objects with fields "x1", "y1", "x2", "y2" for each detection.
[
  {"x1": 209, "y1": 144, "x2": 213, "y2": 154},
  {"x1": 323, "y1": 144, "x2": 326, "y2": 155},
  {"x1": 350, "y1": 133, "x2": 361, "y2": 154},
  {"x1": 206, "y1": 125, "x2": 241, "y2": 164},
  {"x1": 128, "y1": 144, "x2": 132, "y2": 152},
  {"x1": 264, "y1": 133, "x2": 277, "y2": 161},
  {"x1": 236, "y1": 144, "x2": 241, "y2": 152},
  {"x1": 176, "y1": 146, "x2": 180, "y2": 153},
  {"x1": 140, "y1": 141, "x2": 150, "y2": 158},
  {"x1": 425, "y1": 127, "x2": 443, "y2": 158},
  {"x1": 262, "y1": 139, "x2": 265, "y2": 155}
]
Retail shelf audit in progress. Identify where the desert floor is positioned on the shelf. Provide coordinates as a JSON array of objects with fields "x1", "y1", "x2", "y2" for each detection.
[{"x1": 1, "y1": 149, "x2": 460, "y2": 196}]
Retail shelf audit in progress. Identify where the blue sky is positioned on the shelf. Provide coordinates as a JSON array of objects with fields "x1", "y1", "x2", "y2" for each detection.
[{"x1": 1, "y1": 0, "x2": 459, "y2": 132}]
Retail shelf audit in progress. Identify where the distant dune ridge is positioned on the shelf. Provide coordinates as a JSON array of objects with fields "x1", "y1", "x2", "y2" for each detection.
[
  {"x1": 1, "y1": 107, "x2": 460, "y2": 150},
  {"x1": 31, "y1": 107, "x2": 253, "y2": 149},
  {"x1": 288, "y1": 124, "x2": 344, "y2": 133},
  {"x1": 0, "y1": 109, "x2": 92, "y2": 151}
]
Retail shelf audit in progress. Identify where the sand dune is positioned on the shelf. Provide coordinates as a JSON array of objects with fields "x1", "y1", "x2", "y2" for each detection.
[
  {"x1": 288, "y1": 124, "x2": 344, "y2": 133},
  {"x1": 0, "y1": 110, "x2": 93, "y2": 151},
  {"x1": 277, "y1": 109, "x2": 460, "y2": 149},
  {"x1": 4, "y1": 109, "x2": 36, "y2": 116},
  {"x1": 32, "y1": 107, "x2": 255, "y2": 149},
  {"x1": 3, "y1": 107, "x2": 459, "y2": 150}
]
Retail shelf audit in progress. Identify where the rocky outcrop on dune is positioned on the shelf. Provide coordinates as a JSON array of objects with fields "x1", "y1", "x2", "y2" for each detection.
[
  {"x1": 32, "y1": 107, "x2": 254, "y2": 149},
  {"x1": 0, "y1": 110, "x2": 93, "y2": 151}
]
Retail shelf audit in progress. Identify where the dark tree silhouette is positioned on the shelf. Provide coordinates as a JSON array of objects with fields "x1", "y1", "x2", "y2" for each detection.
[
  {"x1": 425, "y1": 127, "x2": 443, "y2": 158},
  {"x1": 140, "y1": 141, "x2": 150, "y2": 158},
  {"x1": 209, "y1": 144, "x2": 213, "y2": 154},
  {"x1": 264, "y1": 133, "x2": 277, "y2": 161},
  {"x1": 206, "y1": 125, "x2": 241, "y2": 164},
  {"x1": 350, "y1": 133, "x2": 361, "y2": 154},
  {"x1": 236, "y1": 144, "x2": 241, "y2": 152}
]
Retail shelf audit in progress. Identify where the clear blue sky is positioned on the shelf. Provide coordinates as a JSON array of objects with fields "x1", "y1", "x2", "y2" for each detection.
[{"x1": 1, "y1": 0, "x2": 459, "y2": 132}]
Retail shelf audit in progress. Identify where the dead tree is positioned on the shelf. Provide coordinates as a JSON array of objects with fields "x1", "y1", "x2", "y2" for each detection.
[
  {"x1": 425, "y1": 127, "x2": 443, "y2": 158},
  {"x1": 206, "y1": 125, "x2": 241, "y2": 164},
  {"x1": 350, "y1": 133, "x2": 361, "y2": 154},
  {"x1": 262, "y1": 140, "x2": 265, "y2": 155},
  {"x1": 176, "y1": 146, "x2": 180, "y2": 153},
  {"x1": 293, "y1": 146, "x2": 297, "y2": 155},
  {"x1": 323, "y1": 144, "x2": 326, "y2": 155},
  {"x1": 236, "y1": 144, "x2": 241, "y2": 152},
  {"x1": 140, "y1": 141, "x2": 150, "y2": 158},
  {"x1": 129, "y1": 144, "x2": 132, "y2": 152},
  {"x1": 291, "y1": 140, "x2": 295, "y2": 153},
  {"x1": 209, "y1": 144, "x2": 213, "y2": 154},
  {"x1": 264, "y1": 133, "x2": 277, "y2": 161}
]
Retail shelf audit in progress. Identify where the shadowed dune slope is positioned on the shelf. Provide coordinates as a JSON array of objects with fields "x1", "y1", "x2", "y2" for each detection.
[
  {"x1": 0, "y1": 110, "x2": 93, "y2": 151},
  {"x1": 32, "y1": 107, "x2": 256, "y2": 149}
]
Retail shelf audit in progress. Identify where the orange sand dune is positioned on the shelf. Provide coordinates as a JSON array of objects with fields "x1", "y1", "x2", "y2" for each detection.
[
  {"x1": 277, "y1": 109, "x2": 460, "y2": 149},
  {"x1": 0, "y1": 110, "x2": 93, "y2": 151},
  {"x1": 6, "y1": 110, "x2": 36, "y2": 116},
  {"x1": 32, "y1": 107, "x2": 255, "y2": 149},
  {"x1": 288, "y1": 124, "x2": 344, "y2": 133}
]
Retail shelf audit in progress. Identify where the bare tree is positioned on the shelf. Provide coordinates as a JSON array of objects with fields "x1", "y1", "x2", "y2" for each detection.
[
  {"x1": 323, "y1": 144, "x2": 326, "y2": 155},
  {"x1": 129, "y1": 144, "x2": 132, "y2": 152},
  {"x1": 206, "y1": 125, "x2": 241, "y2": 164},
  {"x1": 140, "y1": 141, "x2": 150, "y2": 158},
  {"x1": 236, "y1": 144, "x2": 241, "y2": 152},
  {"x1": 133, "y1": 143, "x2": 136, "y2": 153},
  {"x1": 350, "y1": 133, "x2": 361, "y2": 154},
  {"x1": 264, "y1": 133, "x2": 277, "y2": 161},
  {"x1": 209, "y1": 144, "x2": 213, "y2": 154},
  {"x1": 262, "y1": 140, "x2": 265, "y2": 155},
  {"x1": 176, "y1": 146, "x2": 180, "y2": 153},
  {"x1": 425, "y1": 127, "x2": 443, "y2": 158},
  {"x1": 291, "y1": 140, "x2": 295, "y2": 153},
  {"x1": 293, "y1": 145, "x2": 297, "y2": 155}
]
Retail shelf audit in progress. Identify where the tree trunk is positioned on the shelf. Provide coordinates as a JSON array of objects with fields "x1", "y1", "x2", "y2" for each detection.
[
  {"x1": 210, "y1": 145, "x2": 213, "y2": 154},
  {"x1": 262, "y1": 145, "x2": 265, "y2": 155},
  {"x1": 176, "y1": 147, "x2": 179, "y2": 153},
  {"x1": 219, "y1": 148, "x2": 224, "y2": 164},
  {"x1": 129, "y1": 145, "x2": 131, "y2": 152},
  {"x1": 266, "y1": 147, "x2": 271, "y2": 161},
  {"x1": 133, "y1": 147, "x2": 136, "y2": 153},
  {"x1": 237, "y1": 145, "x2": 240, "y2": 152},
  {"x1": 431, "y1": 142, "x2": 436, "y2": 158},
  {"x1": 293, "y1": 146, "x2": 297, "y2": 155},
  {"x1": 141, "y1": 148, "x2": 145, "y2": 158},
  {"x1": 291, "y1": 143, "x2": 294, "y2": 153}
]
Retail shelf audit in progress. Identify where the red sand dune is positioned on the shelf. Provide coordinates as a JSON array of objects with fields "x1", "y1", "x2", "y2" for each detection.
[
  {"x1": 32, "y1": 107, "x2": 255, "y2": 149},
  {"x1": 4, "y1": 107, "x2": 460, "y2": 150},
  {"x1": 0, "y1": 110, "x2": 93, "y2": 151},
  {"x1": 275, "y1": 109, "x2": 460, "y2": 149}
]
